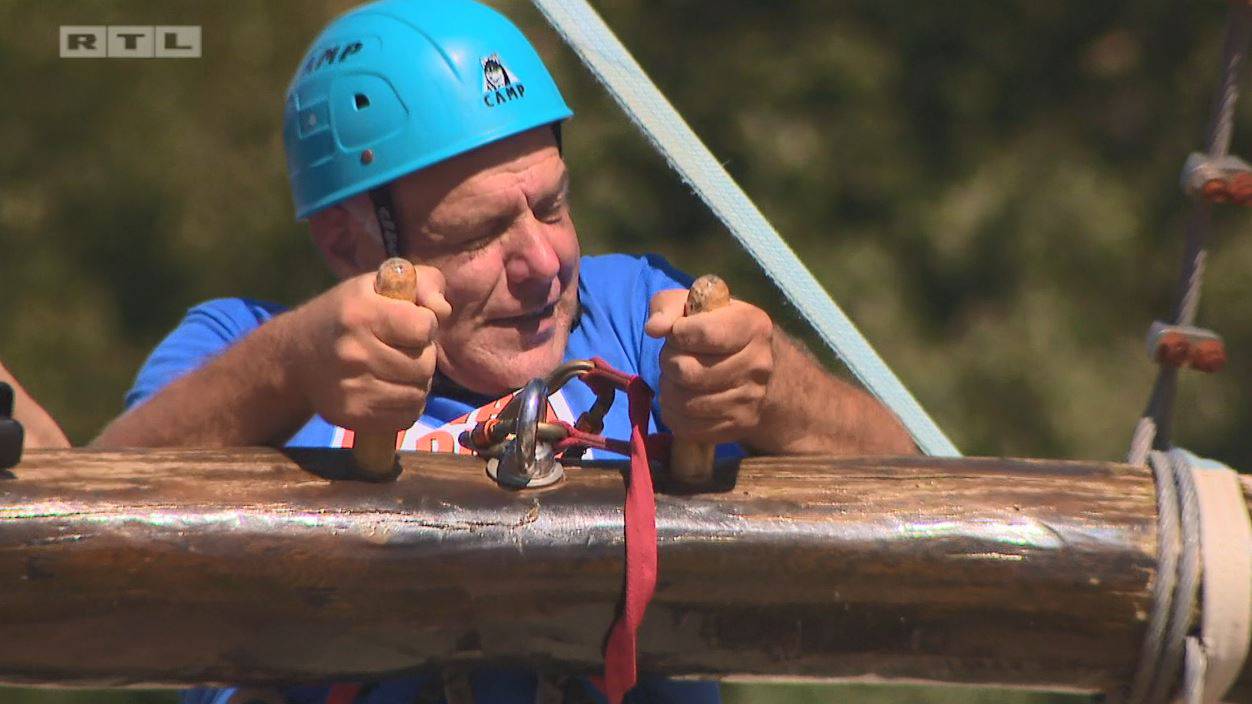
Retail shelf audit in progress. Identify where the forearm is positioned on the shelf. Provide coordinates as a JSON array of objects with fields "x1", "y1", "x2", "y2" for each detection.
[
  {"x1": 91, "y1": 314, "x2": 311, "y2": 448},
  {"x1": 0, "y1": 361, "x2": 70, "y2": 448},
  {"x1": 744, "y1": 333, "x2": 917, "y2": 456}
]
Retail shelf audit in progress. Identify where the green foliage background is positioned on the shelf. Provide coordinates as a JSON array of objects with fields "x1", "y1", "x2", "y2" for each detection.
[{"x1": 0, "y1": 0, "x2": 1248, "y2": 702}]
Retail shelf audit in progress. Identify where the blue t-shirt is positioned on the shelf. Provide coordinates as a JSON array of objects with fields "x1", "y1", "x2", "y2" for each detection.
[{"x1": 127, "y1": 254, "x2": 724, "y2": 704}]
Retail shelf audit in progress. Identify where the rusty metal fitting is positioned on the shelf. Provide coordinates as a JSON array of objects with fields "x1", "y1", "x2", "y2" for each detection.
[
  {"x1": 1146, "y1": 321, "x2": 1225, "y2": 373},
  {"x1": 1182, "y1": 152, "x2": 1252, "y2": 203},
  {"x1": 1231, "y1": 172, "x2": 1252, "y2": 205},
  {"x1": 1155, "y1": 331, "x2": 1192, "y2": 367},
  {"x1": 1201, "y1": 179, "x2": 1231, "y2": 204},
  {"x1": 1189, "y1": 338, "x2": 1227, "y2": 373}
]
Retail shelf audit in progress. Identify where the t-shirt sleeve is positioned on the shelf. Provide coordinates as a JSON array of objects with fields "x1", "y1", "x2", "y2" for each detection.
[{"x1": 125, "y1": 299, "x2": 281, "y2": 410}]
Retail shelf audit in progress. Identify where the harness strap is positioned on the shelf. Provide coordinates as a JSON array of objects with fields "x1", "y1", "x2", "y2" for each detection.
[{"x1": 529, "y1": 0, "x2": 958, "y2": 457}]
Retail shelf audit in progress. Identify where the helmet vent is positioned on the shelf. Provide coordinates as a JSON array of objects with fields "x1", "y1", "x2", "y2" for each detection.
[{"x1": 354, "y1": 93, "x2": 370, "y2": 110}]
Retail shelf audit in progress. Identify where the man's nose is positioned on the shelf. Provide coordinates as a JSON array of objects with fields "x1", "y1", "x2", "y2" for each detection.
[{"x1": 504, "y1": 219, "x2": 561, "y2": 286}]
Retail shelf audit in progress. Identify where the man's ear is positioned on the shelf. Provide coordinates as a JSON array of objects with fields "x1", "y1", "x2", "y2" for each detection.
[{"x1": 307, "y1": 195, "x2": 385, "y2": 279}]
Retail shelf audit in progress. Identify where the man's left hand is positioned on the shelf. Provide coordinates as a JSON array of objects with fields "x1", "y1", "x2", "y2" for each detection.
[{"x1": 644, "y1": 289, "x2": 774, "y2": 444}]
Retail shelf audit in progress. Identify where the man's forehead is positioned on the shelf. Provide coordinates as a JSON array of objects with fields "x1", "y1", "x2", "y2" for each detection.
[{"x1": 392, "y1": 128, "x2": 565, "y2": 208}]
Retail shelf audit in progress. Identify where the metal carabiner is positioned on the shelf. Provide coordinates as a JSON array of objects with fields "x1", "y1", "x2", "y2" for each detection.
[
  {"x1": 543, "y1": 359, "x2": 595, "y2": 394},
  {"x1": 486, "y1": 377, "x2": 564, "y2": 489}
]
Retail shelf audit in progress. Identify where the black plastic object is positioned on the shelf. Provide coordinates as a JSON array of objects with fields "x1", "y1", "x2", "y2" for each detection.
[{"x1": 0, "y1": 382, "x2": 24, "y2": 470}]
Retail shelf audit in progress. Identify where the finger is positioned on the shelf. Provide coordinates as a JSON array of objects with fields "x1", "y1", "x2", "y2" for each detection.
[
  {"x1": 373, "y1": 298, "x2": 439, "y2": 349},
  {"x1": 669, "y1": 301, "x2": 771, "y2": 354},
  {"x1": 330, "y1": 377, "x2": 429, "y2": 432},
  {"x1": 644, "y1": 289, "x2": 688, "y2": 339},
  {"x1": 365, "y1": 335, "x2": 437, "y2": 386},
  {"x1": 365, "y1": 375, "x2": 432, "y2": 413},
  {"x1": 659, "y1": 378, "x2": 766, "y2": 421},
  {"x1": 660, "y1": 342, "x2": 772, "y2": 393},
  {"x1": 414, "y1": 265, "x2": 453, "y2": 324},
  {"x1": 361, "y1": 379, "x2": 429, "y2": 414}
]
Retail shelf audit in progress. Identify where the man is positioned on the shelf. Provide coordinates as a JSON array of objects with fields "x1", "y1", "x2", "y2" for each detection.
[{"x1": 95, "y1": 1, "x2": 914, "y2": 701}]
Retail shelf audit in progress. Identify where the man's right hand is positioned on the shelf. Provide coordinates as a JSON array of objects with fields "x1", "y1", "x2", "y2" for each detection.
[{"x1": 285, "y1": 265, "x2": 451, "y2": 434}]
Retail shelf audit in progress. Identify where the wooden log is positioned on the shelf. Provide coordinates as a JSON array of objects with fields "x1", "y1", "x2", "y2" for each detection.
[{"x1": 0, "y1": 448, "x2": 1230, "y2": 697}]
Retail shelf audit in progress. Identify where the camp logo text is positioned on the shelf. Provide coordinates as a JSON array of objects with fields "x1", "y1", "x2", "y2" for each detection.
[
  {"x1": 60, "y1": 26, "x2": 201, "y2": 58},
  {"x1": 481, "y1": 53, "x2": 525, "y2": 107},
  {"x1": 302, "y1": 41, "x2": 364, "y2": 75}
]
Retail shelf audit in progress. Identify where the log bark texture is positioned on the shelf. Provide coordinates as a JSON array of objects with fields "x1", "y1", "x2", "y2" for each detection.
[{"x1": 0, "y1": 448, "x2": 1230, "y2": 697}]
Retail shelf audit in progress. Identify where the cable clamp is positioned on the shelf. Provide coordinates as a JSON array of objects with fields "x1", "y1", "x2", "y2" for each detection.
[
  {"x1": 1146, "y1": 321, "x2": 1226, "y2": 372},
  {"x1": 1181, "y1": 152, "x2": 1252, "y2": 204}
]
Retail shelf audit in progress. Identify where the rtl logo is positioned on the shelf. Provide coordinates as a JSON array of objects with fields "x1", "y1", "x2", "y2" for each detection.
[{"x1": 60, "y1": 26, "x2": 201, "y2": 58}]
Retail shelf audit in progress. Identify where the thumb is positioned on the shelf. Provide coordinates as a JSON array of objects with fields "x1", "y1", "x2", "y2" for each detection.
[{"x1": 644, "y1": 289, "x2": 687, "y2": 339}]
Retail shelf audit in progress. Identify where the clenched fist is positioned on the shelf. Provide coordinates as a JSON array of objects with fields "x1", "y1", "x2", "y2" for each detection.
[
  {"x1": 285, "y1": 264, "x2": 451, "y2": 434},
  {"x1": 644, "y1": 288, "x2": 774, "y2": 444}
]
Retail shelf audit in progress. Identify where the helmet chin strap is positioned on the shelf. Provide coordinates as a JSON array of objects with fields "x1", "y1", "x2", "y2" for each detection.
[{"x1": 368, "y1": 186, "x2": 402, "y2": 258}]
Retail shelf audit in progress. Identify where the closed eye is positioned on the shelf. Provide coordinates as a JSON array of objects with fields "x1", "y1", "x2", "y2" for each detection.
[
  {"x1": 462, "y1": 232, "x2": 497, "y2": 251},
  {"x1": 535, "y1": 198, "x2": 566, "y2": 224},
  {"x1": 533, "y1": 176, "x2": 570, "y2": 224}
]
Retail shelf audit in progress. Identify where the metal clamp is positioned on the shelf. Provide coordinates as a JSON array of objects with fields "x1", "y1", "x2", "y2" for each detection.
[
  {"x1": 0, "y1": 383, "x2": 25, "y2": 471},
  {"x1": 485, "y1": 378, "x2": 565, "y2": 489},
  {"x1": 1181, "y1": 152, "x2": 1252, "y2": 204},
  {"x1": 1147, "y1": 321, "x2": 1226, "y2": 373}
]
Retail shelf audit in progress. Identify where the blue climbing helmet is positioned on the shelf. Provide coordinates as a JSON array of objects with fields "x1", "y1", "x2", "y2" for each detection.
[{"x1": 283, "y1": 0, "x2": 573, "y2": 219}]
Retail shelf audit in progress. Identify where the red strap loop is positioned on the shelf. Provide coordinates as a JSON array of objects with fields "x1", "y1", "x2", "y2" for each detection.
[
  {"x1": 596, "y1": 373, "x2": 659, "y2": 704},
  {"x1": 534, "y1": 358, "x2": 665, "y2": 703}
]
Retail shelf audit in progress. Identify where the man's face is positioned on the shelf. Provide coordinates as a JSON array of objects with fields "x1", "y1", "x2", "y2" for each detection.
[{"x1": 390, "y1": 127, "x2": 580, "y2": 395}]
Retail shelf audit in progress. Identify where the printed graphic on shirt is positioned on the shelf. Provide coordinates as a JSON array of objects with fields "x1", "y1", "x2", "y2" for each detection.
[{"x1": 331, "y1": 388, "x2": 585, "y2": 457}]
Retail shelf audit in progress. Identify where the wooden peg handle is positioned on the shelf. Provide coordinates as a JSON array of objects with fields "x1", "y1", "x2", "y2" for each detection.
[
  {"x1": 352, "y1": 258, "x2": 418, "y2": 480},
  {"x1": 669, "y1": 274, "x2": 731, "y2": 485}
]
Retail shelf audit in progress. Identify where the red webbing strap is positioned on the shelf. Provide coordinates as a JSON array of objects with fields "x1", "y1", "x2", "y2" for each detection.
[
  {"x1": 594, "y1": 374, "x2": 659, "y2": 704},
  {"x1": 587, "y1": 356, "x2": 635, "y2": 387},
  {"x1": 325, "y1": 682, "x2": 363, "y2": 704}
]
